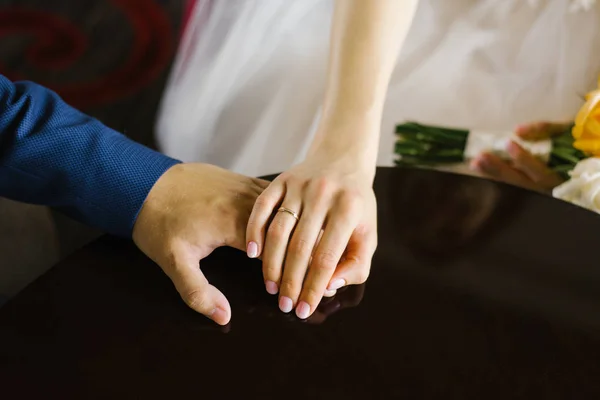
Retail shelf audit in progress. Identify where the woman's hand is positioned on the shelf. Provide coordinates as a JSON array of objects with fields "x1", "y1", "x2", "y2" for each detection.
[
  {"x1": 305, "y1": 283, "x2": 366, "y2": 325},
  {"x1": 242, "y1": 0, "x2": 415, "y2": 320},
  {"x1": 245, "y1": 284, "x2": 366, "y2": 325},
  {"x1": 245, "y1": 151, "x2": 377, "y2": 320},
  {"x1": 470, "y1": 122, "x2": 569, "y2": 192}
]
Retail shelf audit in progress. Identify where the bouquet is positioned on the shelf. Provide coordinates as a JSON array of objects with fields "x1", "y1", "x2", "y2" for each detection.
[
  {"x1": 394, "y1": 122, "x2": 585, "y2": 181},
  {"x1": 394, "y1": 77, "x2": 600, "y2": 214},
  {"x1": 552, "y1": 82, "x2": 600, "y2": 212}
]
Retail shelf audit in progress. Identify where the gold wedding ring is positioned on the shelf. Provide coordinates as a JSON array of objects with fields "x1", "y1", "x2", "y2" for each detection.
[{"x1": 277, "y1": 207, "x2": 300, "y2": 221}]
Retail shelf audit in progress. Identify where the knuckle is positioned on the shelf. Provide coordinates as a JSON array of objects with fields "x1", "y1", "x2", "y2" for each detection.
[
  {"x1": 159, "y1": 243, "x2": 183, "y2": 273},
  {"x1": 252, "y1": 177, "x2": 268, "y2": 187},
  {"x1": 337, "y1": 191, "x2": 362, "y2": 214},
  {"x1": 254, "y1": 191, "x2": 278, "y2": 210},
  {"x1": 271, "y1": 218, "x2": 285, "y2": 231},
  {"x1": 282, "y1": 174, "x2": 300, "y2": 187},
  {"x1": 246, "y1": 215, "x2": 262, "y2": 233},
  {"x1": 310, "y1": 176, "x2": 334, "y2": 198},
  {"x1": 267, "y1": 218, "x2": 288, "y2": 240},
  {"x1": 263, "y1": 269, "x2": 281, "y2": 282},
  {"x1": 183, "y1": 289, "x2": 210, "y2": 311},
  {"x1": 162, "y1": 249, "x2": 178, "y2": 270},
  {"x1": 263, "y1": 260, "x2": 282, "y2": 278},
  {"x1": 267, "y1": 230, "x2": 285, "y2": 242},
  {"x1": 276, "y1": 171, "x2": 293, "y2": 182},
  {"x1": 280, "y1": 279, "x2": 299, "y2": 296},
  {"x1": 289, "y1": 238, "x2": 312, "y2": 257},
  {"x1": 302, "y1": 286, "x2": 322, "y2": 303},
  {"x1": 253, "y1": 195, "x2": 271, "y2": 210},
  {"x1": 313, "y1": 250, "x2": 338, "y2": 271}
]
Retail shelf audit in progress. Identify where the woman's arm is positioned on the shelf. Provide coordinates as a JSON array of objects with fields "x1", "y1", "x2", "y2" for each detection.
[
  {"x1": 246, "y1": 1, "x2": 419, "y2": 320},
  {"x1": 309, "y1": 0, "x2": 419, "y2": 177}
]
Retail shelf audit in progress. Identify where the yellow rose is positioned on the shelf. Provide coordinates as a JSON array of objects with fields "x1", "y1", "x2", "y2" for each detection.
[{"x1": 573, "y1": 80, "x2": 600, "y2": 156}]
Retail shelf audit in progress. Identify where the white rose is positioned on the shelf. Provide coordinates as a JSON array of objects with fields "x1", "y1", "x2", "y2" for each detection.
[{"x1": 552, "y1": 158, "x2": 600, "y2": 213}]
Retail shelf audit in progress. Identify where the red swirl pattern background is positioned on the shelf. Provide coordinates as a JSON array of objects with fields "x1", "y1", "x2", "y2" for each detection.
[{"x1": 0, "y1": 0, "x2": 177, "y2": 109}]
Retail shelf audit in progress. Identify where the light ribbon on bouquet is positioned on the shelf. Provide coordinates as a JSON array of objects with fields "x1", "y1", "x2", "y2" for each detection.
[{"x1": 464, "y1": 131, "x2": 553, "y2": 163}]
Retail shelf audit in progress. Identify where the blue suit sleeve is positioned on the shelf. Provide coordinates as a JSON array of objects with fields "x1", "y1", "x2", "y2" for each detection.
[{"x1": 0, "y1": 75, "x2": 181, "y2": 237}]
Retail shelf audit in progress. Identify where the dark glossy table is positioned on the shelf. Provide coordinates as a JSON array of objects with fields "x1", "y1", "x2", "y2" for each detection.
[{"x1": 2, "y1": 167, "x2": 600, "y2": 399}]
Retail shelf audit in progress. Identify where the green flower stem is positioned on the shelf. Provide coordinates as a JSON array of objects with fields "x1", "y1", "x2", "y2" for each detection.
[{"x1": 395, "y1": 121, "x2": 586, "y2": 179}]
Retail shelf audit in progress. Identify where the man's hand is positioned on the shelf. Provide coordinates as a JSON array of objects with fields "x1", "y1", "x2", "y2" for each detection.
[{"x1": 132, "y1": 163, "x2": 269, "y2": 325}]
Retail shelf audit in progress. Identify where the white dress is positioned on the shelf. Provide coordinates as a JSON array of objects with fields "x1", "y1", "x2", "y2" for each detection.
[{"x1": 156, "y1": 0, "x2": 600, "y2": 178}]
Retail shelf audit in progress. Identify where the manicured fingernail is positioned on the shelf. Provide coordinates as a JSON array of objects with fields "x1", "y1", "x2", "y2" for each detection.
[
  {"x1": 247, "y1": 241, "x2": 258, "y2": 258},
  {"x1": 279, "y1": 296, "x2": 293, "y2": 313},
  {"x1": 328, "y1": 278, "x2": 346, "y2": 291},
  {"x1": 296, "y1": 301, "x2": 310, "y2": 319},
  {"x1": 210, "y1": 307, "x2": 229, "y2": 326},
  {"x1": 324, "y1": 289, "x2": 337, "y2": 297},
  {"x1": 265, "y1": 280, "x2": 278, "y2": 295}
]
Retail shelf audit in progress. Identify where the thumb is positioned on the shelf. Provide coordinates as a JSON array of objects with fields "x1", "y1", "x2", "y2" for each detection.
[
  {"x1": 165, "y1": 251, "x2": 231, "y2": 325},
  {"x1": 327, "y1": 227, "x2": 377, "y2": 290}
]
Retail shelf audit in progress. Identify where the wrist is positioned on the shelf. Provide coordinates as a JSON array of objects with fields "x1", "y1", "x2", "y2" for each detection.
[
  {"x1": 307, "y1": 142, "x2": 377, "y2": 184},
  {"x1": 308, "y1": 117, "x2": 379, "y2": 173},
  {"x1": 132, "y1": 163, "x2": 182, "y2": 249}
]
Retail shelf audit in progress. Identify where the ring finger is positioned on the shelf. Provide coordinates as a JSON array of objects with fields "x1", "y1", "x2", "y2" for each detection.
[
  {"x1": 279, "y1": 208, "x2": 327, "y2": 314},
  {"x1": 262, "y1": 190, "x2": 302, "y2": 301}
]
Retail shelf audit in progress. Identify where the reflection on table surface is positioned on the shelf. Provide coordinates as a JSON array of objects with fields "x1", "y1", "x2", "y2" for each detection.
[
  {"x1": 381, "y1": 167, "x2": 600, "y2": 331},
  {"x1": 2, "y1": 167, "x2": 600, "y2": 398}
]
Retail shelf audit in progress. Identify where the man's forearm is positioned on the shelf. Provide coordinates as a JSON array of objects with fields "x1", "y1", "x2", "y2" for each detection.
[
  {"x1": 0, "y1": 75, "x2": 180, "y2": 237},
  {"x1": 310, "y1": 0, "x2": 419, "y2": 165}
]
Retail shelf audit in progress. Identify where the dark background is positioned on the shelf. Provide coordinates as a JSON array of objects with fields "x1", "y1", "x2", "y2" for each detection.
[
  {"x1": 0, "y1": 0, "x2": 184, "y2": 147},
  {"x1": 0, "y1": 0, "x2": 185, "y2": 255}
]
